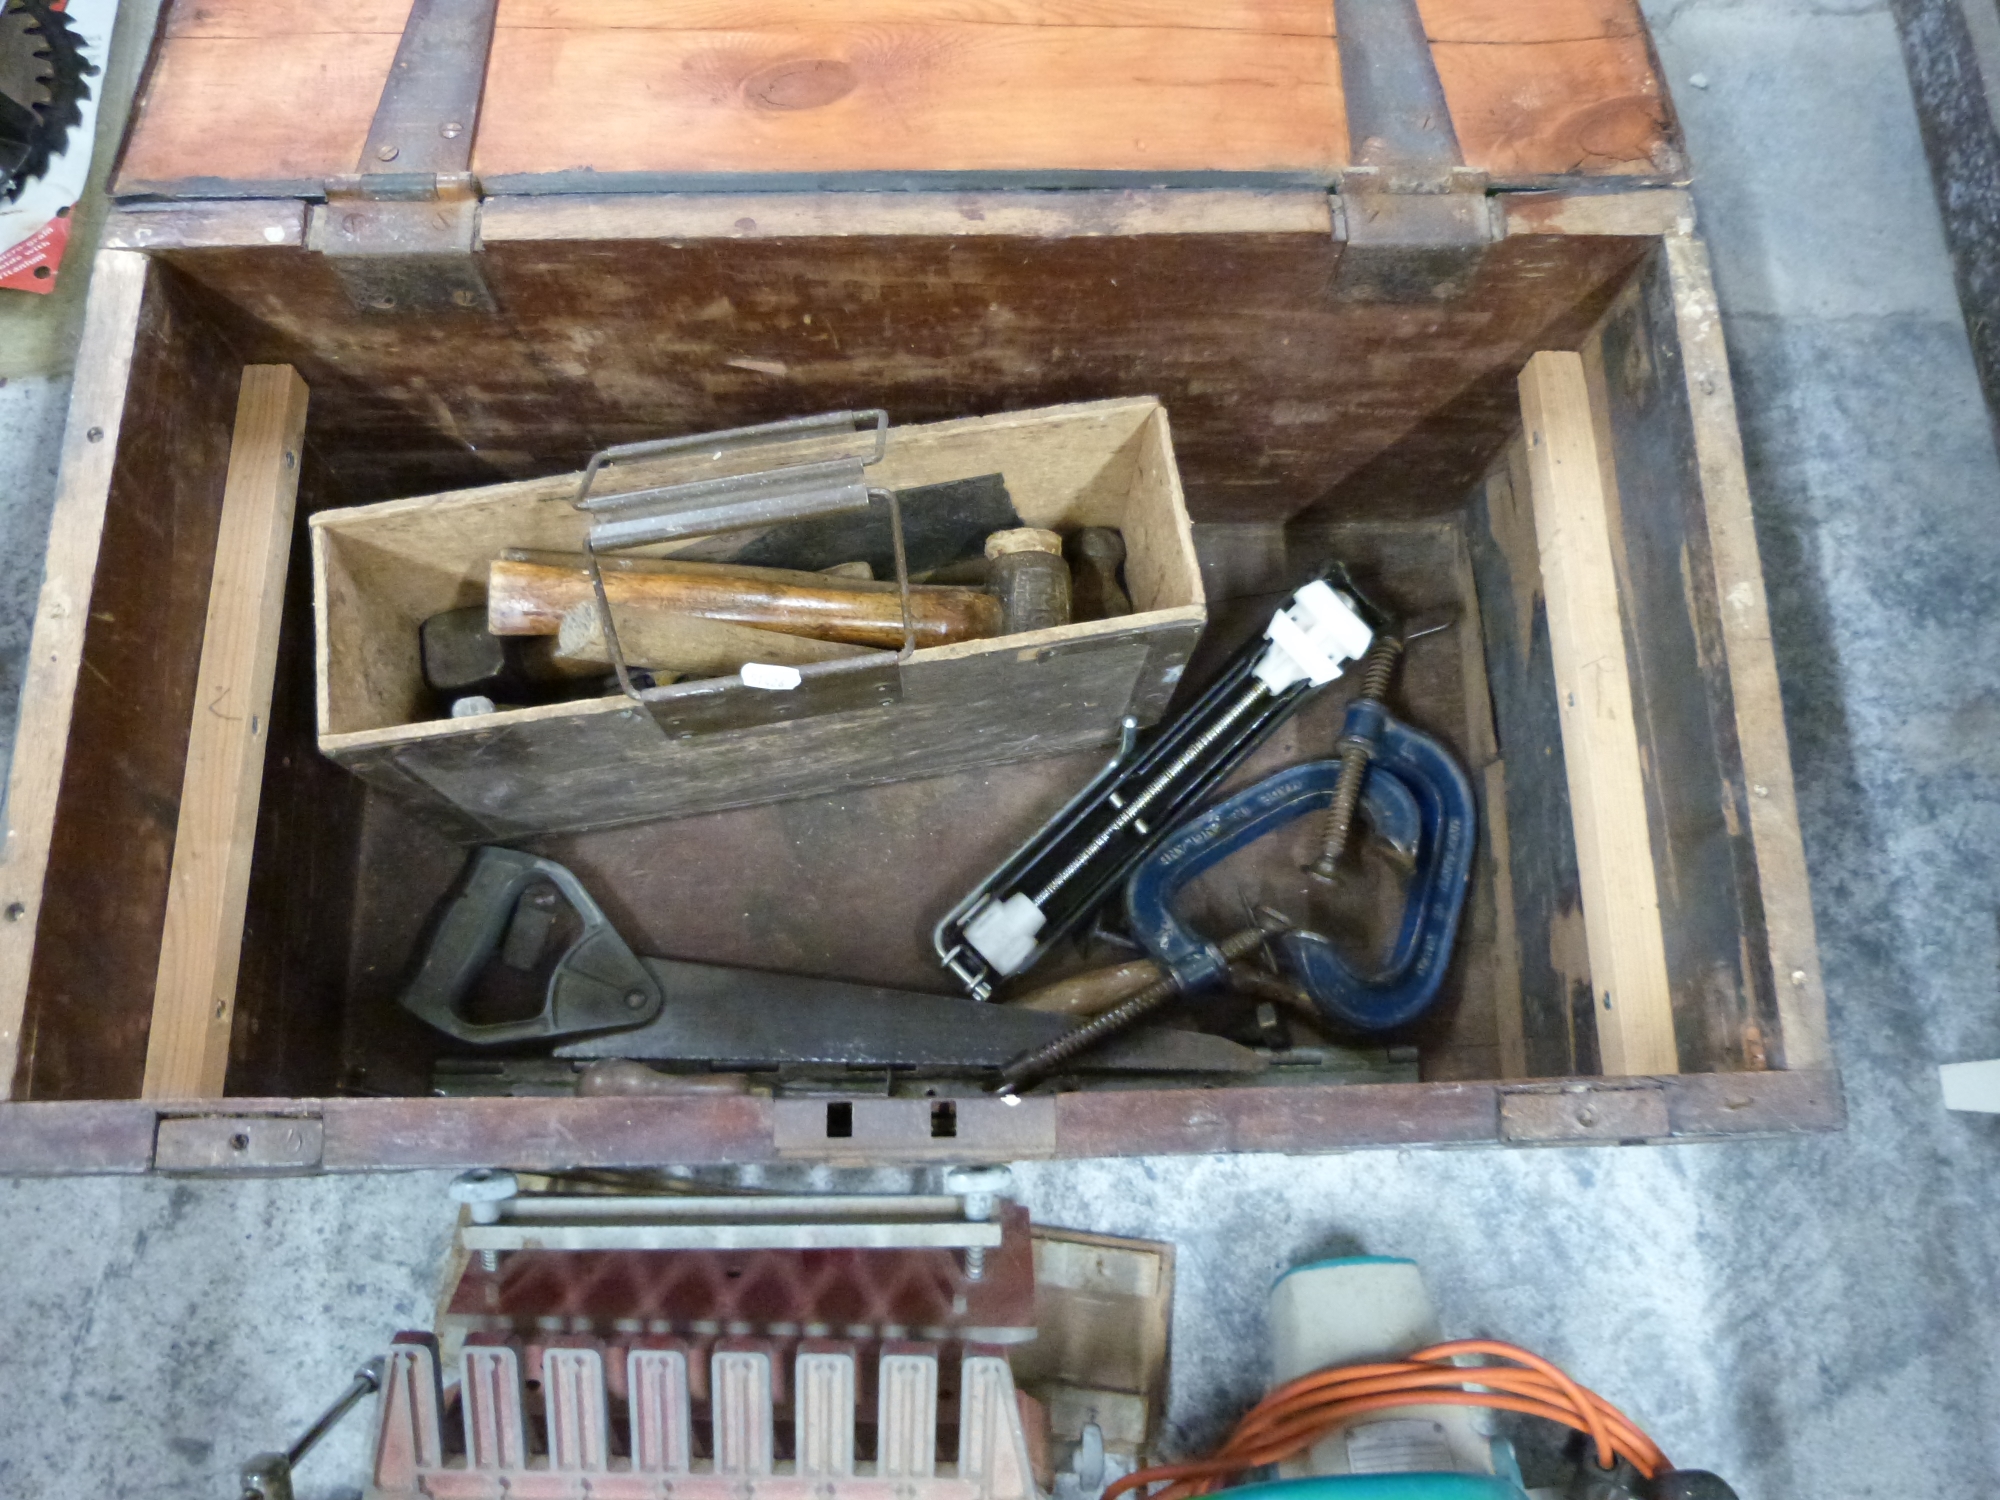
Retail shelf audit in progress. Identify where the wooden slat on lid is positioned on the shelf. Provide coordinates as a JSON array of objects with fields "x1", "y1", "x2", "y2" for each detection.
[{"x1": 115, "y1": 0, "x2": 1672, "y2": 195}]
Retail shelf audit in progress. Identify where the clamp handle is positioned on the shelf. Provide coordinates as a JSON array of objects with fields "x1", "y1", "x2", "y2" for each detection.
[{"x1": 400, "y1": 846, "x2": 663, "y2": 1045}]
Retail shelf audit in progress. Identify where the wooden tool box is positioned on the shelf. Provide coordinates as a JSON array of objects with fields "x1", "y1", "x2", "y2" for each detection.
[
  {"x1": 314, "y1": 398, "x2": 1205, "y2": 838},
  {"x1": 0, "y1": 0, "x2": 1841, "y2": 1174}
]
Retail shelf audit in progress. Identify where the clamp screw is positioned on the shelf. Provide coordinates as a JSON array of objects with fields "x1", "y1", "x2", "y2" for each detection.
[
  {"x1": 1307, "y1": 635, "x2": 1404, "y2": 880},
  {"x1": 996, "y1": 916, "x2": 1290, "y2": 1096},
  {"x1": 449, "y1": 1168, "x2": 518, "y2": 1273}
]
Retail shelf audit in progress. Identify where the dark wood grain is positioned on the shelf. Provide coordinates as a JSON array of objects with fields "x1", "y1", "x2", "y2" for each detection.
[
  {"x1": 226, "y1": 450, "x2": 368, "y2": 1098},
  {"x1": 1663, "y1": 1067, "x2": 1845, "y2": 1137},
  {"x1": 0, "y1": 1066, "x2": 1843, "y2": 1175},
  {"x1": 320, "y1": 1094, "x2": 779, "y2": 1170},
  {"x1": 154, "y1": 233, "x2": 1645, "y2": 522},
  {"x1": 18, "y1": 265, "x2": 245, "y2": 1100},
  {"x1": 341, "y1": 630, "x2": 1161, "y2": 841},
  {"x1": 1585, "y1": 246, "x2": 1778, "y2": 1073},
  {"x1": 0, "y1": 1100, "x2": 159, "y2": 1173},
  {"x1": 1463, "y1": 443, "x2": 1594, "y2": 1078},
  {"x1": 1056, "y1": 1081, "x2": 1503, "y2": 1155}
]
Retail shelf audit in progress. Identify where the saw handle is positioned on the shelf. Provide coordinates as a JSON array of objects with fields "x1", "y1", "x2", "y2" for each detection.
[{"x1": 400, "y1": 846, "x2": 663, "y2": 1045}]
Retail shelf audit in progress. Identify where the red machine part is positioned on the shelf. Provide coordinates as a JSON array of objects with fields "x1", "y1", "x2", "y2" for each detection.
[
  {"x1": 444, "y1": 1202, "x2": 1037, "y2": 1341},
  {"x1": 369, "y1": 1333, "x2": 1042, "y2": 1500}
]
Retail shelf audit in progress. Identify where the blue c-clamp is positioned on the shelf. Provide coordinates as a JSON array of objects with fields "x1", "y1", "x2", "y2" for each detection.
[{"x1": 1123, "y1": 698, "x2": 1478, "y2": 1032}]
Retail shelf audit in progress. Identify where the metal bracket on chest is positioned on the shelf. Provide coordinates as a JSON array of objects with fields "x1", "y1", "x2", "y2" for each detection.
[
  {"x1": 306, "y1": 0, "x2": 498, "y2": 313},
  {"x1": 1330, "y1": 0, "x2": 1498, "y2": 301}
]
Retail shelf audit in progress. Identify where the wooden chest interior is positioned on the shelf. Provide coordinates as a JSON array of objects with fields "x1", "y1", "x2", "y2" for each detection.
[{"x1": 0, "y1": 189, "x2": 1841, "y2": 1167}]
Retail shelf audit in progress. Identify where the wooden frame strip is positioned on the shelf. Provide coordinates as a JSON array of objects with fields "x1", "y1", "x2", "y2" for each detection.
[
  {"x1": 0, "y1": 250, "x2": 151, "y2": 1099},
  {"x1": 1664, "y1": 237, "x2": 1831, "y2": 1069},
  {"x1": 141, "y1": 366, "x2": 311, "y2": 1100},
  {"x1": 1518, "y1": 350, "x2": 1678, "y2": 1077}
]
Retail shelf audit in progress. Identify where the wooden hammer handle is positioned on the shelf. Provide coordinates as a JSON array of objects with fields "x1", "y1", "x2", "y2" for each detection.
[{"x1": 488, "y1": 558, "x2": 1002, "y2": 648}]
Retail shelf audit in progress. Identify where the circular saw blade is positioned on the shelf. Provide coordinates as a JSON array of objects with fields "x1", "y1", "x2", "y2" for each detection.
[{"x1": 0, "y1": 0, "x2": 90, "y2": 202}]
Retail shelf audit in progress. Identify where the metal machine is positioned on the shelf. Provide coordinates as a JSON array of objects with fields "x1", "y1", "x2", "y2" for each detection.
[{"x1": 240, "y1": 1175, "x2": 1165, "y2": 1500}]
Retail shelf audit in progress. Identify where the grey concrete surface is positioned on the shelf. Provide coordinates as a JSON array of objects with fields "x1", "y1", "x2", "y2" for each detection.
[{"x1": 2, "y1": 2, "x2": 1998, "y2": 1497}]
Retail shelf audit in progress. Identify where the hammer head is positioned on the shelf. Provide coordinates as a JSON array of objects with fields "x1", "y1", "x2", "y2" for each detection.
[
  {"x1": 420, "y1": 607, "x2": 610, "y2": 713},
  {"x1": 421, "y1": 607, "x2": 509, "y2": 697}
]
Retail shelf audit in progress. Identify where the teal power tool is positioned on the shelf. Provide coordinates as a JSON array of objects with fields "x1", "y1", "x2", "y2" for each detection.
[
  {"x1": 997, "y1": 699, "x2": 1475, "y2": 1092},
  {"x1": 1106, "y1": 1256, "x2": 1739, "y2": 1500}
]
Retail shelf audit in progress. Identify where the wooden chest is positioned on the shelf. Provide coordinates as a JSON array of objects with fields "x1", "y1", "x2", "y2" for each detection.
[{"x1": 0, "y1": 0, "x2": 1840, "y2": 1174}]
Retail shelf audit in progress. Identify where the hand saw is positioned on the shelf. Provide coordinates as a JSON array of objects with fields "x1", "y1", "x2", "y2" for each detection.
[{"x1": 401, "y1": 846, "x2": 1264, "y2": 1076}]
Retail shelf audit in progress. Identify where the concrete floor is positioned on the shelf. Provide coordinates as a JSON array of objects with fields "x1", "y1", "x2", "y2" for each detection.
[{"x1": 3, "y1": 2, "x2": 1998, "y2": 1497}]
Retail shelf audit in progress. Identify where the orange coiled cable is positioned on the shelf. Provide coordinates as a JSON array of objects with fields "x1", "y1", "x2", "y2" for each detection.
[{"x1": 1103, "y1": 1340, "x2": 1669, "y2": 1500}]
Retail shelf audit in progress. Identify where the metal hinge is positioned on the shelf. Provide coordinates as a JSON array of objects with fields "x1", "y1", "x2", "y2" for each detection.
[
  {"x1": 306, "y1": 0, "x2": 498, "y2": 314},
  {"x1": 154, "y1": 1113, "x2": 325, "y2": 1173},
  {"x1": 1329, "y1": 0, "x2": 1498, "y2": 301}
]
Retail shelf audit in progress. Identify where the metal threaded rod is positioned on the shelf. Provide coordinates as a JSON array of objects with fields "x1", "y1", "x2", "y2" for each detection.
[
  {"x1": 1307, "y1": 636, "x2": 1403, "y2": 880},
  {"x1": 997, "y1": 920, "x2": 1288, "y2": 1093}
]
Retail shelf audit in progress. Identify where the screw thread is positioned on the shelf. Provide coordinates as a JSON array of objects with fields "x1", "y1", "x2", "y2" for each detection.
[
  {"x1": 1307, "y1": 636, "x2": 1402, "y2": 878},
  {"x1": 998, "y1": 923, "x2": 1282, "y2": 1092}
]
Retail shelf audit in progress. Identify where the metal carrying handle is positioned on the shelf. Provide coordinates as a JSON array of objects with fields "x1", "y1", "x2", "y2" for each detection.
[
  {"x1": 399, "y1": 846, "x2": 663, "y2": 1045},
  {"x1": 570, "y1": 409, "x2": 889, "y2": 510},
  {"x1": 567, "y1": 410, "x2": 917, "y2": 704}
]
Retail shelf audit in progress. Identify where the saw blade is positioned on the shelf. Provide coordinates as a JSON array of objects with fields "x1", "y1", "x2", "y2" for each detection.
[
  {"x1": 0, "y1": 0, "x2": 90, "y2": 201},
  {"x1": 551, "y1": 956, "x2": 1267, "y2": 1075}
]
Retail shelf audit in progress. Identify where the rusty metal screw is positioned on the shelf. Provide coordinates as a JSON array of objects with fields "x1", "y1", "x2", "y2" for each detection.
[
  {"x1": 996, "y1": 917, "x2": 1291, "y2": 1094},
  {"x1": 1306, "y1": 635, "x2": 1403, "y2": 880}
]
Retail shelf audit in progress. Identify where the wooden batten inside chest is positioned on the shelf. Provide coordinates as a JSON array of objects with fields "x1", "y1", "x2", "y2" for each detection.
[{"x1": 0, "y1": 196, "x2": 1836, "y2": 1166}]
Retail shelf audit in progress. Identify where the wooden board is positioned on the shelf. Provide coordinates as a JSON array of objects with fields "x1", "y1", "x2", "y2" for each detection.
[
  {"x1": 1581, "y1": 251, "x2": 1773, "y2": 1073},
  {"x1": 1662, "y1": 237, "x2": 1830, "y2": 1071},
  {"x1": 228, "y1": 452, "x2": 370, "y2": 1099},
  {"x1": 113, "y1": 0, "x2": 1676, "y2": 197},
  {"x1": 151, "y1": 225, "x2": 1646, "y2": 521},
  {"x1": 1464, "y1": 439, "x2": 1593, "y2": 1079},
  {"x1": 0, "y1": 252, "x2": 152, "y2": 1101},
  {"x1": 2, "y1": 256, "x2": 260, "y2": 1102},
  {"x1": 0, "y1": 1068, "x2": 1843, "y2": 1174},
  {"x1": 142, "y1": 366, "x2": 311, "y2": 1100},
  {"x1": 1517, "y1": 349, "x2": 1676, "y2": 1077}
]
